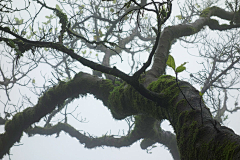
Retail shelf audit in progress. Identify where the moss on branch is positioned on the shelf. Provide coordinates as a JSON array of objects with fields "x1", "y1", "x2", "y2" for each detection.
[
  {"x1": 107, "y1": 75, "x2": 179, "y2": 120},
  {"x1": 0, "y1": 72, "x2": 114, "y2": 158}
]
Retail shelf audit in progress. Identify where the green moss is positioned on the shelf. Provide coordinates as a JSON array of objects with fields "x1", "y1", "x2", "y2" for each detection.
[
  {"x1": 175, "y1": 99, "x2": 187, "y2": 108},
  {"x1": 215, "y1": 141, "x2": 237, "y2": 159},
  {"x1": 201, "y1": 6, "x2": 218, "y2": 17},
  {"x1": 95, "y1": 79, "x2": 114, "y2": 101},
  {"x1": 148, "y1": 75, "x2": 180, "y2": 108},
  {"x1": 108, "y1": 82, "x2": 129, "y2": 119},
  {"x1": 190, "y1": 27, "x2": 197, "y2": 33},
  {"x1": 176, "y1": 108, "x2": 239, "y2": 159},
  {"x1": 176, "y1": 111, "x2": 200, "y2": 159},
  {"x1": 4, "y1": 107, "x2": 35, "y2": 134},
  {"x1": 200, "y1": 7, "x2": 211, "y2": 17},
  {"x1": 5, "y1": 113, "x2": 23, "y2": 133},
  {"x1": 195, "y1": 139, "x2": 238, "y2": 159},
  {"x1": 108, "y1": 75, "x2": 180, "y2": 120},
  {"x1": 221, "y1": 24, "x2": 229, "y2": 26},
  {"x1": 99, "y1": 79, "x2": 113, "y2": 90},
  {"x1": 114, "y1": 79, "x2": 122, "y2": 86},
  {"x1": 55, "y1": 10, "x2": 68, "y2": 28},
  {"x1": 200, "y1": 6, "x2": 220, "y2": 18},
  {"x1": 148, "y1": 75, "x2": 175, "y2": 91},
  {"x1": 133, "y1": 115, "x2": 155, "y2": 137}
]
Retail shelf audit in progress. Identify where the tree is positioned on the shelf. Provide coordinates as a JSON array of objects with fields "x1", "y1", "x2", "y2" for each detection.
[{"x1": 0, "y1": 0, "x2": 240, "y2": 159}]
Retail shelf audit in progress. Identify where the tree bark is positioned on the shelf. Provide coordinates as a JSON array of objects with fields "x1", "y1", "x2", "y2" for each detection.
[{"x1": 1, "y1": 73, "x2": 240, "y2": 159}]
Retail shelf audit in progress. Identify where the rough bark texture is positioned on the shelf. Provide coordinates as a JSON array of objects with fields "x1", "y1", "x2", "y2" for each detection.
[
  {"x1": 108, "y1": 75, "x2": 240, "y2": 159},
  {"x1": 1, "y1": 73, "x2": 240, "y2": 159},
  {"x1": 0, "y1": 72, "x2": 114, "y2": 157}
]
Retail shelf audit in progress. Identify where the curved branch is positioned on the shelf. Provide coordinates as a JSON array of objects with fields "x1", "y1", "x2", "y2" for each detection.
[{"x1": 0, "y1": 72, "x2": 114, "y2": 158}]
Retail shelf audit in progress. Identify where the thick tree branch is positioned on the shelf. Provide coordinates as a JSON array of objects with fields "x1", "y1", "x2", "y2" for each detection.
[
  {"x1": 147, "y1": 6, "x2": 240, "y2": 82},
  {"x1": 0, "y1": 72, "x2": 114, "y2": 158}
]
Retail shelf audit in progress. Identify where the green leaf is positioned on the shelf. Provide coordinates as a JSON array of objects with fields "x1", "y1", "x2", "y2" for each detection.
[
  {"x1": 161, "y1": 9, "x2": 167, "y2": 17},
  {"x1": 176, "y1": 15, "x2": 183, "y2": 20},
  {"x1": 176, "y1": 62, "x2": 188, "y2": 73},
  {"x1": 26, "y1": 35, "x2": 31, "y2": 39},
  {"x1": 21, "y1": 30, "x2": 26, "y2": 36},
  {"x1": 8, "y1": 40, "x2": 15, "y2": 48},
  {"x1": 176, "y1": 66, "x2": 186, "y2": 73},
  {"x1": 56, "y1": 4, "x2": 61, "y2": 11},
  {"x1": 199, "y1": 92, "x2": 203, "y2": 96},
  {"x1": 99, "y1": 29, "x2": 103, "y2": 37},
  {"x1": 19, "y1": 19, "x2": 23, "y2": 24},
  {"x1": 32, "y1": 79, "x2": 35, "y2": 84},
  {"x1": 110, "y1": 8, "x2": 114, "y2": 13},
  {"x1": 166, "y1": 55, "x2": 176, "y2": 71},
  {"x1": 81, "y1": 50, "x2": 86, "y2": 54},
  {"x1": 195, "y1": 3, "x2": 200, "y2": 8},
  {"x1": 15, "y1": 48, "x2": 22, "y2": 55},
  {"x1": 223, "y1": 115, "x2": 228, "y2": 121},
  {"x1": 14, "y1": 18, "x2": 23, "y2": 25},
  {"x1": 78, "y1": 5, "x2": 84, "y2": 10},
  {"x1": 14, "y1": 17, "x2": 19, "y2": 22}
]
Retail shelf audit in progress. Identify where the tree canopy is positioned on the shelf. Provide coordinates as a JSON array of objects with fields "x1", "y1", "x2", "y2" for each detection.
[{"x1": 0, "y1": 0, "x2": 240, "y2": 159}]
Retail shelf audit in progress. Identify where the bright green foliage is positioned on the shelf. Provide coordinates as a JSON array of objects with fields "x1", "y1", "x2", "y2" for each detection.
[
  {"x1": 110, "y1": 8, "x2": 114, "y2": 12},
  {"x1": 14, "y1": 18, "x2": 24, "y2": 25},
  {"x1": 176, "y1": 15, "x2": 183, "y2": 20},
  {"x1": 166, "y1": 55, "x2": 176, "y2": 71},
  {"x1": 108, "y1": 75, "x2": 179, "y2": 120},
  {"x1": 167, "y1": 55, "x2": 187, "y2": 74},
  {"x1": 200, "y1": 7, "x2": 210, "y2": 17},
  {"x1": 8, "y1": 39, "x2": 15, "y2": 48},
  {"x1": 176, "y1": 62, "x2": 187, "y2": 73},
  {"x1": 56, "y1": 4, "x2": 62, "y2": 11}
]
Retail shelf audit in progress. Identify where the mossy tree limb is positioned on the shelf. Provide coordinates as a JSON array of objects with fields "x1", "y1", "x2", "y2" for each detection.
[
  {"x1": 108, "y1": 74, "x2": 240, "y2": 159},
  {"x1": 0, "y1": 72, "x2": 114, "y2": 158}
]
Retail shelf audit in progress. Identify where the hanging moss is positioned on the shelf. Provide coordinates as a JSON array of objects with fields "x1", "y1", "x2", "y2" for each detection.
[
  {"x1": 175, "y1": 106, "x2": 240, "y2": 159},
  {"x1": 107, "y1": 75, "x2": 180, "y2": 120},
  {"x1": 55, "y1": 10, "x2": 68, "y2": 29},
  {"x1": 200, "y1": 7, "x2": 211, "y2": 17}
]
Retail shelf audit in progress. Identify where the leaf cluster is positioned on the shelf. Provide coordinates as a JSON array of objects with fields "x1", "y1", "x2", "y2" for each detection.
[{"x1": 166, "y1": 55, "x2": 188, "y2": 74}]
